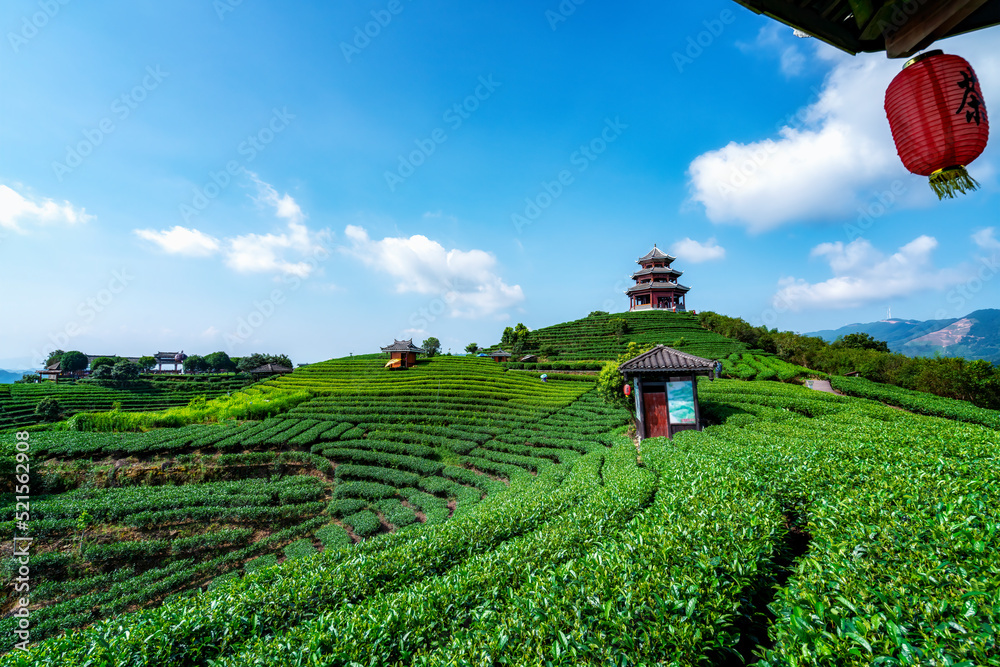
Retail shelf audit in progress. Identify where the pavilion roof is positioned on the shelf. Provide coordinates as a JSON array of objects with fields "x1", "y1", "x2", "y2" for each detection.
[
  {"x1": 489, "y1": 349, "x2": 512, "y2": 357},
  {"x1": 625, "y1": 282, "x2": 691, "y2": 294},
  {"x1": 637, "y1": 245, "x2": 675, "y2": 263},
  {"x1": 619, "y1": 345, "x2": 715, "y2": 374},
  {"x1": 632, "y1": 266, "x2": 683, "y2": 279},
  {"x1": 380, "y1": 339, "x2": 426, "y2": 353},
  {"x1": 250, "y1": 363, "x2": 293, "y2": 374},
  {"x1": 45, "y1": 361, "x2": 62, "y2": 371},
  {"x1": 729, "y1": 0, "x2": 1000, "y2": 58}
]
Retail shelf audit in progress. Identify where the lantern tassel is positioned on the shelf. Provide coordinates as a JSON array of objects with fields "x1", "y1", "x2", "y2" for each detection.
[{"x1": 929, "y1": 166, "x2": 980, "y2": 200}]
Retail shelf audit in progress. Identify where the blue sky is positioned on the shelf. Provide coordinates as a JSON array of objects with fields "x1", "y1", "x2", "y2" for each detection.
[{"x1": 2, "y1": 0, "x2": 998, "y2": 368}]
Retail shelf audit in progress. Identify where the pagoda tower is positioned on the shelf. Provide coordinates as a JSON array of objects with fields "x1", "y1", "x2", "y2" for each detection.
[{"x1": 625, "y1": 245, "x2": 690, "y2": 311}]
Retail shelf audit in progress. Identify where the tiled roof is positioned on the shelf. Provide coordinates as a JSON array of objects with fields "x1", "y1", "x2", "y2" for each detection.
[
  {"x1": 625, "y1": 281, "x2": 691, "y2": 294},
  {"x1": 636, "y1": 245, "x2": 675, "y2": 263},
  {"x1": 619, "y1": 345, "x2": 715, "y2": 374},
  {"x1": 380, "y1": 339, "x2": 426, "y2": 353},
  {"x1": 631, "y1": 266, "x2": 683, "y2": 279},
  {"x1": 250, "y1": 363, "x2": 293, "y2": 374},
  {"x1": 489, "y1": 349, "x2": 512, "y2": 357}
]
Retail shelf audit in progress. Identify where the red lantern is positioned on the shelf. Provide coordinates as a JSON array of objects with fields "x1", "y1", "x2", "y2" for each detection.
[
  {"x1": 884, "y1": 50, "x2": 989, "y2": 199},
  {"x1": 623, "y1": 383, "x2": 631, "y2": 397}
]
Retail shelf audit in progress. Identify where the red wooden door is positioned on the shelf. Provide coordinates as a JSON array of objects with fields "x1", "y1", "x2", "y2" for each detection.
[{"x1": 643, "y1": 392, "x2": 669, "y2": 438}]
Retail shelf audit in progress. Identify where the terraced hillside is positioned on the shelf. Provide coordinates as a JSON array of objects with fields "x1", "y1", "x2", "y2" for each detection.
[
  {"x1": 6, "y1": 362, "x2": 998, "y2": 665},
  {"x1": 0, "y1": 375, "x2": 254, "y2": 432},
  {"x1": 512, "y1": 310, "x2": 745, "y2": 361},
  {"x1": 1, "y1": 355, "x2": 626, "y2": 645}
]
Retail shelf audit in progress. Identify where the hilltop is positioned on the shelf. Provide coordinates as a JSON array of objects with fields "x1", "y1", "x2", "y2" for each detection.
[
  {"x1": 809, "y1": 308, "x2": 1000, "y2": 364},
  {"x1": 499, "y1": 310, "x2": 745, "y2": 361}
]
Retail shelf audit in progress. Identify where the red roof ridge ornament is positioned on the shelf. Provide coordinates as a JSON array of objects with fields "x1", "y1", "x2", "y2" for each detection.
[{"x1": 884, "y1": 50, "x2": 989, "y2": 200}]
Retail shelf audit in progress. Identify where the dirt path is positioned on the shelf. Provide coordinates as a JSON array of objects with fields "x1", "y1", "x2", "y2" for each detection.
[{"x1": 805, "y1": 379, "x2": 841, "y2": 395}]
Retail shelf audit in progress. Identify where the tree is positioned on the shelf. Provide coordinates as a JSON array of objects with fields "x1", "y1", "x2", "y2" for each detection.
[
  {"x1": 833, "y1": 332, "x2": 891, "y2": 353},
  {"x1": 500, "y1": 327, "x2": 515, "y2": 348},
  {"x1": 16, "y1": 374, "x2": 40, "y2": 384},
  {"x1": 183, "y1": 355, "x2": 208, "y2": 374},
  {"x1": 137, "y1": 356, "x2": 157, "y2": 373},
  {"x1": 588, "y1": 311, "x2": 609, "y2": 317},
  {"x1": 45, "y1": 349, "x2": 65, "y2": 366},
  {"x1": 60, "y1": 351, "x2": 88, "y2": 375},
  {"x1": 596, "y1": 342, "x2": 655, "y2": 416},
  {"x1": 204, "y1": 351, "x2": 236, "y2": 373},
  {"x1": 465, "y1": 343, "x2": 479, "y2": 354},
  {"x1": 91, "y1": 365, "x2": 114, "y2": 381},
  {"x1": 34, "y1": 397, "x2": 62, "y2": 422},
  {"x1": 111, "y1": 360, "x2": 140, "y2": 385},
  {"x1": 237, "y1": 353, "x2": 292, "y2": 372},
  {"x1": 422, "y1": 337, "x2": 441, "y2": 357},
  {"x1": 90, "y1": 356, "x2": 118, "y2": 371}
]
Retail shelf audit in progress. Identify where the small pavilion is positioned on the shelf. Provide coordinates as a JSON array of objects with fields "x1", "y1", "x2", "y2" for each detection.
[
  {"x1": 489, "y1": 349, "x2": 512, "y2": 363},
  {"x1": 626, "y1": 245, "x2": 691, "y2": 312},
  {"x1": 39, "y1": 361, "x2": 64, "y2": 382},
  {"x1": 154, "y1": 351, "x2": 187, "y2": 374},
  {"x1": 381, "y1": 339, "x2": 425, "y2": 369},
  {"x1": 249, "y1": 363, "x2": 293, "y2": 379},
  {"x1": 619, "y1": 345, "x2": 715, "y2": 440}
]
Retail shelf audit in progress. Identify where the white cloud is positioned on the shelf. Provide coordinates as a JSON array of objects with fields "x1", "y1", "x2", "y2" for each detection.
[
  {"x1": 688, "y1": 32, "x2": 999, "y2": 232},
  {"x1": 134, "y1": 175, "x2": 330, "y2": 278},
  {"x1": 972, "y1": 227, "x2": 1000, "y2": 251},
  {"x1": 134, "y1": 225, "x2": 221, "y2": 257},
  {"x1": 738, "y1": 25, "x2": 807, "y2": 77},
  {"x1": 670, "y1": 237, "x2": 725, "y2": 263},
  {"x1": 0, "y1": 184, "x2": 93, "y2": 232},
  {"x1": 225, "y1": 220, "x2": 328, "y2": 278},
  {"x1": 773, "y1": 235, "x2": 971, "y2": 310},
  {"x1": 248, "y1": 172, "x2": 304, "y2": 224},
  {"x1": 343, "y1": 225, "x2": 524, "y2": 317}
]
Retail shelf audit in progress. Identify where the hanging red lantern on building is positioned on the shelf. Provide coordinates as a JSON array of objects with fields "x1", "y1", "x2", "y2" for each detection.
[
  {"x1": 884, "y1": 50, "x2": 989, "y2": 200},
  {"x1": 623, "y1": 383, "x2": 631, "y2": 397}
]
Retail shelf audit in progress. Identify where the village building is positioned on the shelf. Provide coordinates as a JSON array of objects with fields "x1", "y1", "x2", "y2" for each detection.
[
  {"x1": 626, "y1": 245, "x2": 690, "y2": 312},
  {"x1": 381, "y1": 339, "x2": 425, "y2": 369},
  {"x1": 619, "y1": 345, "x2": 715, "y2": 440},
  {"x1": 489, "y1": 349, "x2": 512, "y2": 363},
  {"x1": 249, "y1": 363, "x2": 293, "y2": 379}
]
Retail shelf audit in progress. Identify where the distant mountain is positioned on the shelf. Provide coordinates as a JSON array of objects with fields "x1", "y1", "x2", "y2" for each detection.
[
  {"x1": 0, "y1": 369, "x2": 34, "y2": 384},
  {"x1": 809, "y1": 309, "x2": 1000, "y2": 364}
]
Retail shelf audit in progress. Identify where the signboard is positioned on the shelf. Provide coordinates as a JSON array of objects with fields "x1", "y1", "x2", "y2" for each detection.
[{"x1": 666, "y1": 380, "x2": 696, "y2": 425}]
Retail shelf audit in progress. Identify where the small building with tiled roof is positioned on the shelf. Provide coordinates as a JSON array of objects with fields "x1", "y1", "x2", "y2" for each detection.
[
  {"x1": 619, "y1": 345, "x2": 716, "y2": 440},
  {"x1": 626, "y1": 244, "x2": 691, "y2": 312},
  {"x1": 488, "y1": 349, "x2": 512, "y2": 363},
  {"x1": 154, "y1": 351, "x2": 187, "y2": 374},
  {"x1": 380, "y1": 339, "x2": 425, "y2": 369},
  {"x1": 249, "y1": 363, "x2": 293, "y2": 378}
]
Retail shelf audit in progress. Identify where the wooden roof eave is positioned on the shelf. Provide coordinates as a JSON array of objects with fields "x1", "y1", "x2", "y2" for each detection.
[{"x1": 730, "y1": 0, "x2": 1000, "y2": 58}]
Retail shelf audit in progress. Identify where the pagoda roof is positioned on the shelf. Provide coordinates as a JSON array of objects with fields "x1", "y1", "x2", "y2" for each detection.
[
  {"x1": 632, "y1": 266, "x2": 683, "y2": 279},
  {"x1": 626, "y1": 282, "x2": 691, "y2": 294},
  {"x1": 489, "y1": 349, "x2": 512, "y2": 357},
  {"x1": 729, "y1": 0, "x2": 1000, "y2": 59},
  {"x1": 381, "y1": 339, "x2": 426, "y2": 353},
  {"x1": 45, "y1": 361, "x2": 62, "y2": 371},
  {"x1": 636, "y1": 245, "x2": 676, "y2": 264},
  {"x1": 619, "y1": 345, "x2": 715, "y2": 374},
  {"x1": 249, "y1": 363, "x2": 293, "y2": 374}
]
